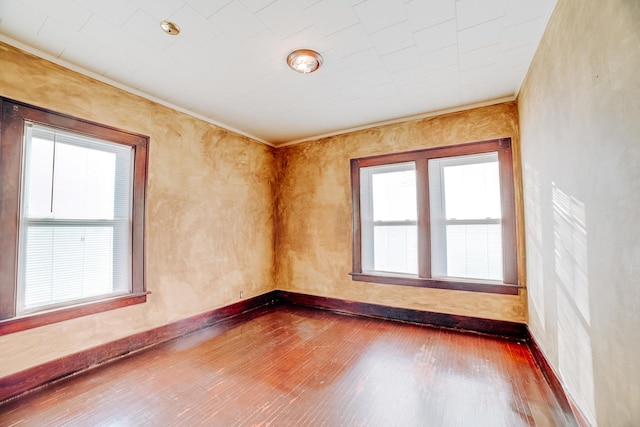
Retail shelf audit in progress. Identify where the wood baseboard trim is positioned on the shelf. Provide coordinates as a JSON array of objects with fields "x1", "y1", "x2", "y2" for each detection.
[
  {"x1": 526, "y1": 330, "x2": 590, "y2": 427},
  {"x1": 275, "y1": 290, "x2": 528, "y2": 340},
  {"x1": 0, "y1": 289, "x2": 554, "y2": 408},
  {"x1": 0, "y1": 291, "x2": 280, "y2": 403}
]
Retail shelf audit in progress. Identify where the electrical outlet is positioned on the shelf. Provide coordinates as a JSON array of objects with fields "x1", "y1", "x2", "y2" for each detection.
[{"x1": 239, "y1": 291, "x2": 243, "y2": 298}]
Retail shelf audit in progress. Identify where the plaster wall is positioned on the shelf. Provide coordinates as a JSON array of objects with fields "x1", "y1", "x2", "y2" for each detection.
[
  {"x1": 275, "y1": 102, "x2": 527, "y2": 323},
  {"x1": 518, "y1": 0, "x2": 640, "y2": 424},
  {"x1": 0, "y1": 43, "x2": 277, "y2": 378}
]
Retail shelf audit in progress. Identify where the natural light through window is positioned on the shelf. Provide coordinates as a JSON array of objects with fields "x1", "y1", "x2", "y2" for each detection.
[
  {"x1": 18, "y1": 123, "x2": 133, "y2": 313},
  {"x1": 429, "y1": 152, "x2": 503, "y2": 281},
  {"x1": 361, "y1": 162, "x2": 417, "y2": 275},
  {"x1": 351, "y1": 139, "x2": 517, "y2": 294}
]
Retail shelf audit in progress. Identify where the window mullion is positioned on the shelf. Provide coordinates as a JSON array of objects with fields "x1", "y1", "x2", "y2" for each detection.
[
  {"x1": 415, "y1": 158, "x2": 430, "y2": 279},
  {"x1": 498, "y1": 141, "x2": 518, "y2": 285},
  {"x1": 350, "y1": 159, "x2": 363, "y2": 274}
]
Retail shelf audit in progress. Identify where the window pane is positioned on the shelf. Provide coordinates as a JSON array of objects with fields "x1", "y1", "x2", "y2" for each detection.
[
  {"x1": 24, "y1": 126, "x2": 133, "y2": 221},
  {"x1": 373, "y1": 225, "x2": 418, "y2": 274},
  {"x1": 22, "y1": 225, "x2": 130, "y2": 309},
  {"x1": 371, "y1": 166, "x2": 416, "y2": 221},
  {"x1": 24, "y1": 134, "x2": 54, "y2": 217},
  {"x1": 53, "y1": 143, "x2": 118, "y2": 220},
  {"x1": 19, "y1": 124, "x2": 133, "y2": 314},
  {"x1": 443, "y1": 224, "x2": 503, "y2": 281},
  {"x1": 360, "y1": 162, "x2": 418, "y2": 274},
  {"x1": 442, "y1": 154, "x2": 501, "y2": 220},
  {"x1": 429, "y1": 152, "x2": 504, "y2": 281}
]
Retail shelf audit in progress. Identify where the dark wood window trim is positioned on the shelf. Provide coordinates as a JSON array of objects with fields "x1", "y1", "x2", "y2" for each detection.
[
  {"x1": 0, "y1": 97, "x2": 149, "y2": 335},
  {"x1": 350, "y1": 138, "x2": 520, "y2": 295}
]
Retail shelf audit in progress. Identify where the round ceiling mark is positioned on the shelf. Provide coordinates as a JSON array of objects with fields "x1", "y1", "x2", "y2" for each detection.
[{"x1": 160, "y1": 21, "x2": 180, "y2": 36}]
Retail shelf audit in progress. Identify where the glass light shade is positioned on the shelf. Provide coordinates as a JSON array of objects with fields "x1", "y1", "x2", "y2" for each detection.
[{"x1": 286, "y1": 49, "x2": 323, "y2": 74}]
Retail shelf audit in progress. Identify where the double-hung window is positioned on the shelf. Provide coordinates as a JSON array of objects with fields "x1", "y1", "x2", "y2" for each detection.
[
  {"x1": 0, "y1": 98, "x2": 148, "y2": 333},
  {"x1": 350, "y1": 138, "x2": 519, "y2": 295}
]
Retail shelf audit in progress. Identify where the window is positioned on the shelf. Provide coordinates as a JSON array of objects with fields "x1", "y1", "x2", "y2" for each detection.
[
  {"x1": 350, "y1": 138, "x2": 519, "y2": 295},
  {"x1": 0, "y1": 98, "x2": 148, "y2": 334}
]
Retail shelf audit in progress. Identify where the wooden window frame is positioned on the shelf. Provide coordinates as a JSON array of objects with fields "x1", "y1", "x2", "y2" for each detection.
[
  {"x1": 350, "y1": 138, "x2": 520, "y2": 295},
  {"x1": 0, "y1": 98, "x2": 149, "y2": 335}
]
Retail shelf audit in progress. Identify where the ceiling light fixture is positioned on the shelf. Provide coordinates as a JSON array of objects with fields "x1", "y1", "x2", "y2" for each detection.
[
  {"x1": 286, "y1": 49, "x2": 323, "y2": 74},
  {"x1": 160, "y1": 20, "x2": 180, "y2": 35}
]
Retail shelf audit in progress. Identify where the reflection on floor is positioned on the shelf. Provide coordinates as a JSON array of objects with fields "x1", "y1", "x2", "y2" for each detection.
[{"x1": 0, "y1": 305, "x2": 571, "y2": 426}]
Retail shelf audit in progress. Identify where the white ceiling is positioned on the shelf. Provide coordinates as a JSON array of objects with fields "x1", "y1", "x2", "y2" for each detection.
[{"x1": 0, "y1": 0, "x2": 556, "y2": 146}]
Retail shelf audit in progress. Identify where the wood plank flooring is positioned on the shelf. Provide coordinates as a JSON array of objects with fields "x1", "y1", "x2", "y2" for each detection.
[{"x1": 0, "y1": 305, "x2": 573, "y2": 426}]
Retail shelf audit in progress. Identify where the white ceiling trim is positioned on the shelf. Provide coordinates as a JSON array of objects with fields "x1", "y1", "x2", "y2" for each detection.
[{"x1": 0, "y1": 34, "x2": 274, "y2": 147}]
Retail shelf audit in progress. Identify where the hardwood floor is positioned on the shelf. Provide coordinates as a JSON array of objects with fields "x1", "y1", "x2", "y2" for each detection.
[{"x1": 0, "y1": 305, "x2": 573, "y2": 426}]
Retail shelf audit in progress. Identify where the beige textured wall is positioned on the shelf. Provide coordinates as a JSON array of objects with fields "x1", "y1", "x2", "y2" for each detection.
[
  {"x1": 0, "y1": 43, "x2": 276, "y2": 378},
  {"x1": 518, "y1": 0, "x2": 640, "y2": 425},
  {"x1": 275, "y1": 102, "x2": 527, "y2": 323}
]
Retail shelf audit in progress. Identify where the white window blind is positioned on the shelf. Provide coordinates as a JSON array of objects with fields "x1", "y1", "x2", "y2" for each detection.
[
  {"x1": 360, "y1": 162, "x2": 418, "y2": 275},
  {"x1": 429, "y1": 152, "x2": 503, "y2": 281},
  {"x1": 18, "y1": 123, "x2": 133, "y2": 314}
]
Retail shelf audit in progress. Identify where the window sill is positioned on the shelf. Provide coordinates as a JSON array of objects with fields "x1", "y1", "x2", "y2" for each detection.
[
  {"x1": 0, "y1": 292, "x2": 149, "y2": 336},
  {"x1": 349, "y1": 272, "x2": 521, "y2": 295}
]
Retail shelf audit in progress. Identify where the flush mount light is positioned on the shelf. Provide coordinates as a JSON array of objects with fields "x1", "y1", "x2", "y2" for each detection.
[
  {"x1": 286, "y1": 49, "x2": 323, "y2": 74},
  {"x1": 160, "y1": 20, "x2": 180, "y2": 35}
]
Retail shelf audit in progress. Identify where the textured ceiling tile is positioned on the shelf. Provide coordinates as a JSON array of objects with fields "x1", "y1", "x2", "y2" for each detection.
[
  {"x1": 343, "y1": 47, "x2": 385, "y2": 71},
  {"x1": 163, "y1": 37, "x2": 212, "y2": 66},
  {"x1": 496, "y1": 43, "x2": 536, "y2": 69},
  {"x1": 492, "y1": 64, "x2": 527, "y2": 92},
  {"x1": 426, "y1": 64, "x2": 459, "y2": 85},
  {"x1": 370, "y1": 20, "x2": 414, "y2": 56},
  {"x1": 458, "y1": 18, "x2": 504, "y2": 53},
  {"x1": 459, "y1": 82, "x2": 499, "y2": 104},
  {"x1": 76, "y1": 0, "x2": 138, "y2": 26},
  {"x1": 404, "y1": 0, "x2": 455, "y2": 31},
  {"x1": 53, "y1": 32, "x2": 102, "y2": 66},
  {"x1": 209, "y1": 1, "x2": 266, "y2": 40},
  {"x1": 38, "y1": 19, "x2": 99, "y2": 62},
  {"x1": 123, "y1": 10, "x2": 179, "y2": 50},
  {"x1": 504, "y1": 0, "x2": 555, "y2": 26},
  {"x1": 129, "y1": 62, "x2": 178, "y2": 95},
  {"x1": 101, "y1": 55, "x2": 145, "y2": 85},
  {"x1": 325, "y1": 24, "x2": 373, "y2": 58},
  {"x1": 281, "y1": 25, "x2": 330, "y2": 53},
  {"x1": 392, "y1": 66, "x2": 428, "y2": 86},
  {"x1": 129, "y1": 0, "x2": 186, "y2": 21},
  {"x1": 81, "y1": 14, "x2": 140, "y2": 51},
  {"x1": 0, "y1": 0, "x2": 558, "y2": 143},
  {"x1": 354, "y1": 0, "x2": 407, "y2": 33},
  {"x1": 369, "y1": 82, "x2": 400, "y2": 100},
  {"x1": 239, "y1": 0, "x2": 275, "y2": 13},
  {"x1": 428, "y1": 83, "x2": 460, "y2": 106},
  {"x1": 89, "y1": 45, "x2": 142, "y2": 77},
  {"x1": 414, "y1": 19, "x2": 457, "y2": 54},
  {"x1": 459, "y1": 64, "x2": 496, "y2": 86},
  {"x1": 500, "y1": 17, "x2": 545, "y2": 51},
  {"x1": 0, "y1": 1, "x2": 47, "y2": 39},
  {"x1": 455, "y1": 0, "x2": 507, "y2": 30},
  {"x1": 201, "y1": 33, "x2": 243, "y2": 66},
  {"x1": 420, "y1": 45, "x2": 458, "y2": 72},
  {"x1": 239, "y1": 29, "x2": 285, "y2": 63},
  {"x1": 304, "y1": 0, "x2": 359, "y2": 36},
  {"x1": 185, "y1": 0, "x2": 233, "y2": 17},
  {"x1": 169, "y1": 3, "x2": 223, "y2": 45},
  {"x1": 256, "y1": 0, "x2": 311, "y2": 39},
  {"x1": 381, "y1": 45, "x2": 421, "y2": 73},
  {"x1": 459, "y1": 44, "x2": 499, "y2": 71},
  {"x1": 23, "y1": 0, "x2": 91, "y2": 31}
]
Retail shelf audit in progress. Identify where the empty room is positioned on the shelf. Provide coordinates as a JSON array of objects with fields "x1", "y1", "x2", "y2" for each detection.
[{"x1": 0, "y1": 0, "x2": 638, "y2": 425}]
